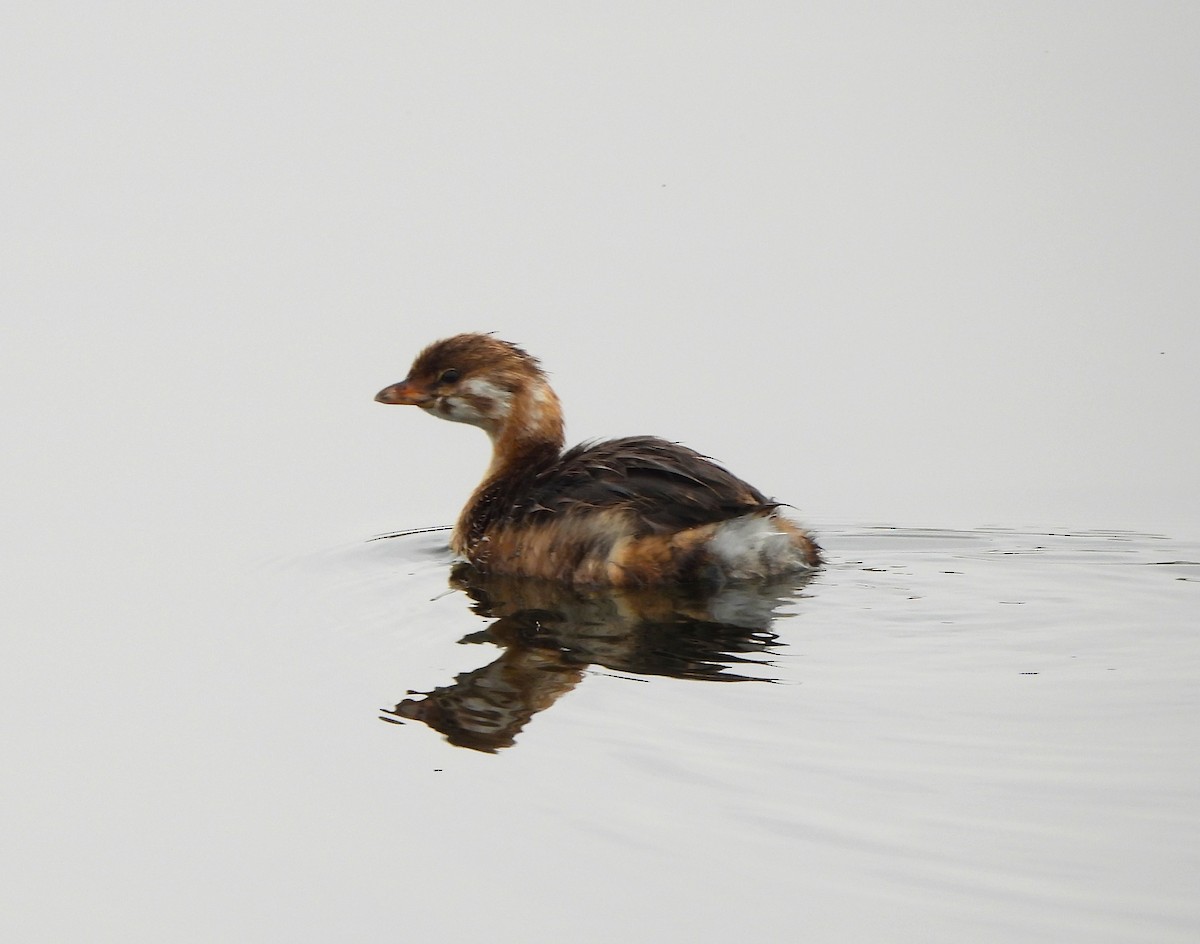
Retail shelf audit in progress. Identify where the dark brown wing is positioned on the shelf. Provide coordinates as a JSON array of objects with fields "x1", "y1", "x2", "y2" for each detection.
[{"x1": 510, "y1": 436, "x2": 777, "y2": 534}]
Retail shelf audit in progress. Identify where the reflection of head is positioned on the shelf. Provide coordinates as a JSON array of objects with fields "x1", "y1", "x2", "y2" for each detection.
[
  {"x1": 380, "y1": 566, "x2": 815, "y2": 752},
  {"x1": 384, "y1": 648, "x2": 583, "y2": 753}
]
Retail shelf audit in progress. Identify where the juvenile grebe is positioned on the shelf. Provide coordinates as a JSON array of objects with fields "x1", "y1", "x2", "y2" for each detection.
[{"x1": 375, "y1": 334, "x2": 821, "y2": 586}]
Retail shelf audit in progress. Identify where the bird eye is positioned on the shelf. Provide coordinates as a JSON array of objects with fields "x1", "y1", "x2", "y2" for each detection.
[{"x1": 439, "y1": 368, "x2": 460, "y2": 384}]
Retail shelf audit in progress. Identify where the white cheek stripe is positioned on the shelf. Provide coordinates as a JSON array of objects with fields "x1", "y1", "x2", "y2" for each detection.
[
  {"x1": 441, "y1": 399, "x2": 484, "y2": 423},
  {"x1": 460, "y1": 378, "x2": 513, "y2": 416}
]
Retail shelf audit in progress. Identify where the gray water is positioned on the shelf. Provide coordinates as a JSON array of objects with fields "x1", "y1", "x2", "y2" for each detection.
[{"x1": 20, "y1": 524, "x2": 1190, "y2": 943}]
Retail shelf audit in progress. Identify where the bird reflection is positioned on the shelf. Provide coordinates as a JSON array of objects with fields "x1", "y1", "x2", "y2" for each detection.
[{"x1": 380, "y1": 563, "x2": 816, "y2": 753}]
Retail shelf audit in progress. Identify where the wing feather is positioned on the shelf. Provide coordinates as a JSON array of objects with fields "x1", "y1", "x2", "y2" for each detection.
[{"x1": 508, "y1": 436, "x2": 777, "y2": 534}]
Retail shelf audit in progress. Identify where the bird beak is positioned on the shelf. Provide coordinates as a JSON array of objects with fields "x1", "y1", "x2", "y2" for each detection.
[{"x1": 375, "y1": 379, "x2": 431, "y2": 406}]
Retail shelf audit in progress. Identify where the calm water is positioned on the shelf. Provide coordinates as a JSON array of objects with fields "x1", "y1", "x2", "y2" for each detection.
[
  {"x1": 8, "y1": 522, "x2": 1197, "y2": 942},
  {"x1": 195, "y1": 526, "x2": 1200, "y2": 941}
]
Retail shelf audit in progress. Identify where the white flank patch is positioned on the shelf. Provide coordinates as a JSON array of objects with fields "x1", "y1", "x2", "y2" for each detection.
[{"x1": 708, "y1": 515, "x2": 812, "y2": 579}]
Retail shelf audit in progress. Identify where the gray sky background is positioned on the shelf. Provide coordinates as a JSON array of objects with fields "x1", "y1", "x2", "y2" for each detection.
[{"x1": 4, "y1": 3, "x2": 1199, "y2": 560}]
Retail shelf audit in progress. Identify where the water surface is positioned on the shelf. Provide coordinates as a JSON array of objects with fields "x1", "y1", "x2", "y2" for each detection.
[
  {"x1": 7, "y1": 520, "x2": 1199, "y2": 941},
  {"x1": 232, "y1": 525, "x2": 1196, "y2": 943}
]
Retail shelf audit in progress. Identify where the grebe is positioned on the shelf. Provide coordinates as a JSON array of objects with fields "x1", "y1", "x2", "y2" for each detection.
[{"x1": 375, "y1": 334, "x2": 821, "y2": 586}]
